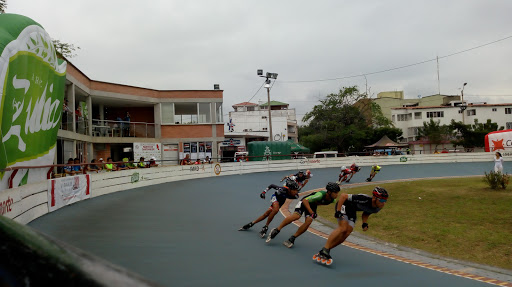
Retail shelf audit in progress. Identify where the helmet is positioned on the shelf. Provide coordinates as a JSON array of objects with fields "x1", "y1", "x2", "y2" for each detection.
[
  {"x1": 326, "y1": 182, "x2": 341, "y2": 193},
  {"x1": 298, "y1": 170, "x2": 305, "y2": 174},
  {"x1": 372, "y1": 186, "x2": 389, "y2": 200},
  {"x1": 341, "y1": 166, "x2": 346, "y2": 171},
  {"x1": 286, "y1": 180, "x2": 299, "y2": 191}
]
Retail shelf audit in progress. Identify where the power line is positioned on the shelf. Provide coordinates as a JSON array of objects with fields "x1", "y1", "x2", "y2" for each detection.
[{"x1": 280, "y1": 35, "x2": 512, "y2": 83}]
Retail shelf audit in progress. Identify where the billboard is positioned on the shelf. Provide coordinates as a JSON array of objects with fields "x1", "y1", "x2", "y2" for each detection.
[
  {"x1": 485, "y1": 129, "x2": 512, "y2": 153},
  {"x1": 0, "y1": 14, "x2": 67, "y2": 191}
]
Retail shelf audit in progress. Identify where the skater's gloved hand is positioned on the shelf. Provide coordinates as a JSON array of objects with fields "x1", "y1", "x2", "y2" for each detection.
[
  {"x1": 311, "y1": 213, "x2": 318, "y2": 219},
  {"x1": 260, "y1": 191, "x2": 266, "y2": 199},
  {"x1": 334, "y1": 210, "x2": 344, "y2": 218},
  {"x1": 362, "y1": 222, "x2": 369, "y2": 231}
]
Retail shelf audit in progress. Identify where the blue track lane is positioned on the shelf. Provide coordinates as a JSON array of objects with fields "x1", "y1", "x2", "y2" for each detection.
[{"x1": 29, "y1": 162, "x2": 506, "y2": 286}]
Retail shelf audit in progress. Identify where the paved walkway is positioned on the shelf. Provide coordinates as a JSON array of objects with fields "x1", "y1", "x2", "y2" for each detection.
[{"x1": 28, "y1": 162, "x2": 512, "y2": 286}]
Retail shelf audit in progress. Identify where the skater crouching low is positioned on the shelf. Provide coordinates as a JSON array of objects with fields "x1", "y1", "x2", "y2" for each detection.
[
  {"x1": 265, "y1": 182, "x2": 341, "y2": 248},
  {"x1": 366, "y1": 164, "x2": 381, "y2": 182},
  {"x1": 313, "y1": 186, "x2": 388, "y2": 265},
  {"x1": 239, "y1": 180, "x2": 300, "y2": 238}
]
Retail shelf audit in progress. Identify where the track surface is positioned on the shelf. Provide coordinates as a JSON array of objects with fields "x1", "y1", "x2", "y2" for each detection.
[{"x1": 29, "y1": 162, "x2": 509, "y2": 286}]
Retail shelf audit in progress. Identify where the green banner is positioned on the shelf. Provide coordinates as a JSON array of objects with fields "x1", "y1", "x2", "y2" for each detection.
[{"x1": 0, "y1": 14, "x2": 66, "y2": 186}]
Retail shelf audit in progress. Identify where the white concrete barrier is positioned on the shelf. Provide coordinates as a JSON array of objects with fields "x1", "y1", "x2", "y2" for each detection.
[{"x1": 1, "y1": 152, "x2": 505, "y2": 225}]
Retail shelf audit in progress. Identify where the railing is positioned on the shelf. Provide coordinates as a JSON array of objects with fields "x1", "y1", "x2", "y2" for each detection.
[{"x1": 91, "y1": 119, "x2": 156, "y2": 138}]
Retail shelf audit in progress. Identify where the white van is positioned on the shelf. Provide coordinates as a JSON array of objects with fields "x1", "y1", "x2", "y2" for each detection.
[{"x1": 313, "y1": 151, "x2": 339, "y2": 158}]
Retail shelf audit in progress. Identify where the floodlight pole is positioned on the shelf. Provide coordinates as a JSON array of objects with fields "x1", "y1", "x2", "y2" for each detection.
[
  {"x1": 460, "y1": 82, "x2": 467, "y2": 124},
  {"x1": 258, "y1": 70, "x2": 277, "y2": 141},
  {"x1": 266, "y1": 84, "x2": 273, "y2": 141}
]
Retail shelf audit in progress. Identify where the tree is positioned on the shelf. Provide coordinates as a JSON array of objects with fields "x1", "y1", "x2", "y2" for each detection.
[
  {"x1": 52, "y1": 39, "x2": 80, "y2": 58},
  {"x1": 417, "y1": 119, "x2": 451, "y2": 150},
  {"x1": 299, "y1": 86, "x2": 402, "y2": 153},
  {"x1": 0, "y1": 0, "x2": 6, "y2": 14},
  {"x1": 450, "y1": 119, "x2": 503, "y2": 148}
]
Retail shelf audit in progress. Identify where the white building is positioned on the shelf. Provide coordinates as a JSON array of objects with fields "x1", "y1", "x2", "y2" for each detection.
[
  {"x1": 220, "y1": 101, "x2": 298, "y2": 159},
  {"x1": 391, "y1": 102, "x2": 512, "y2": 153}
]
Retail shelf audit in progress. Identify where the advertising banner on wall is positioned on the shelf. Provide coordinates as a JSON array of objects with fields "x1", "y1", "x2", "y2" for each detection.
[
  {"x1": 47, "y1": 174, "x2": 90, "y2": 212},
  {"x1": 133, "y1": 142, "x2": 161, "y2": 161},
  {"x1": 485, "y1": 129, "x2": 512, "y2": 154},
  {"x1": 0, "y1": 14, "x2": 67, "y2": 191}
]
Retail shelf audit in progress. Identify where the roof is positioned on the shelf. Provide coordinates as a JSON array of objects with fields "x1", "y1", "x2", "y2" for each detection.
[
  {"x1": 232, "y1": 102, "x2": 258, "y2": 107},
  {"x1": 259, "y1": 100, "x2": 289, "y2": 107},
  {"x1": 365, "y1": 135, "x2": 409, "y2": 148},
  {"x1": 392, "y1": 103, "x2": 512, "y2": 110}
]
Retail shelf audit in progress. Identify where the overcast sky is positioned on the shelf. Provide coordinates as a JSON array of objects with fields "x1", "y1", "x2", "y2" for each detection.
[{"x1": 8, "y1": 0, "x2": 512, "y2": 123}]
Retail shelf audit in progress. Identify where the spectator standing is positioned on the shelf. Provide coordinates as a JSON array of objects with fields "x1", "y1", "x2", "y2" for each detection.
[
  {"x1": 62, "y1": 98, "x2": 72, "y2": 130},
  {"x1": 180, "y1": 154, "x2": 191, "y2": 165},
  {"x1": 87, "y1": 159, "x2": 101, "y2": 173},
  {"x1": 494, "y1": 152, "x2": 504, "y2": 173},
  {"x1": 72, "y1": 158, "x2": 82, "y2": 174},
  {"x1": 138, "y1": 157, "x2": 147, "y2": 168},
  {"x1": 149, "y1": 156, "x2": 159, "y2": 167},
  {"x1": 63, "y1": 158, "x2": 76, "y2": 176},
  {"x1": 124, "y1": 157, "x2": 137, "y2": 169},
  {"x1": 104, "y1": 157, "x2": 117, "y2": 172},
  {"x1": 123, "y1": 112, "x2": 131, "y2": 137}
]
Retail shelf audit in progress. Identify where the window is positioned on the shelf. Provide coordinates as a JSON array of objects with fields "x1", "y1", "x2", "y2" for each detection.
[
  {"x1": 198, "y1": 103, "x2": 211, "y2": 123},
  {"x1": 216, "y1": 103, "x2": 223, "y2": 123},
  {"x1": 408, "y1": 127, "x2": 419, "y2": 136},
  {"x1": 397, "y1": 113, "x2": 411, "y2": 121},
  {"x1": 392, "y1": 115, "x2": 395, "y2": 122},
  {"x1": 466, "y1": 109, "x2": 476, "y2": 116},
  {"x1": 492, "y1": 108, "x2": 497, "y2": 112},
  {"x1": 505, "y1": 108, "x2": 512, "y2": 114},
  {"x1": 507, "y1": 122, "x2": 512, "y2": 130},
  {"x1": 247, "y1": 106, "x2": 255, "y2": 111},
  {"x1": 414, "y1": 112, "x2": 422, "y2": 119},
  {"x1": 426, "y1": 111, "x2": 444, "y2": 118},
  {"x1": 161, "y1": 103, "x2": 174, "y2": 124},
  {"x1": 162, "y1": 102, "x2": 220, "y2": 124},
  {"x1": 174, "y1": 103, "x2": 198, "y2": 124}
]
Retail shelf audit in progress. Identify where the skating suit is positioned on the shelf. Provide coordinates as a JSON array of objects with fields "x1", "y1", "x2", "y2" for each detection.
[{"x1": 339, "y1": 194, "x2": 381, "y2": 227}]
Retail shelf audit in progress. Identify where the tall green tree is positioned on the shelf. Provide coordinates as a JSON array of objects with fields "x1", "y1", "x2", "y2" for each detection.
[
  {"x1": 0, "y1": 0, "x2": 6, "y2": 13},
  {"x1": 52, "y1": 39, "x2": 80, "y2": 58},
  {"x1": 299, "y1": 86, "x2": 401, "y2": 153},
  {"x1": 449, "y1": 119, "x2": 503, "y2": 148},
  {"x1": 417, "y1": 119, "x2": 451, "y2": 150}
]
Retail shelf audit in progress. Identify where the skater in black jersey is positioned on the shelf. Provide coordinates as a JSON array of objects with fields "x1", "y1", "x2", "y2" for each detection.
[
  {"x1": 265, "y1": 182, "x2": 341, "y2": 248},
  {"x1": 239, "y1": 180, "x2": 300, "y2": 238},
  {"x1": 281, "y1": 170, "x2": 313, "y2": 191},
  {"x1": 313, "y1": 186, "x2": 388, "y2": 265}
]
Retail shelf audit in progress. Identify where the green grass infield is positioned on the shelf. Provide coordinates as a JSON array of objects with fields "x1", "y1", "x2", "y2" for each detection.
[{"x1": 316, "y1": 177, "x2": 512, "y2": 270}]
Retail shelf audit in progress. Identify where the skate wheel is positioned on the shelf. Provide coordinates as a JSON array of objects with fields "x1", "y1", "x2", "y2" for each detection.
[
  {"x1": 312, "y1": 254, "x2": 318, "y2": 261},
  {"x1": 325, "y1": 259, "x2": 333, "y2": 266}
]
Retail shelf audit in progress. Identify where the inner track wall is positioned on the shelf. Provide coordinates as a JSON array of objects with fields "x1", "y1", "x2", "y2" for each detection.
[{"x1": 2, "y1": 152, "x2": 503, "y2": 225}]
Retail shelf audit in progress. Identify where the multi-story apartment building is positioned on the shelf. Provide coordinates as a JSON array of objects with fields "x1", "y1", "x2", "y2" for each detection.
[
  {"x1": 60, "y1": 61, "x2": 225, "y2": 166},
  {"x1": 220, "y1": 101, "x2": 298, "y2": 159},
  {"x1": 391, "y1": 102, "x2": 512, "y2": 153}
]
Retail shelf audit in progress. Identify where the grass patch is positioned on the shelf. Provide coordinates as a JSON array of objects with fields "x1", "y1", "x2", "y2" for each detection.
[{"x1": 316, "y1": 177, "x2": 512, "y2": 270}]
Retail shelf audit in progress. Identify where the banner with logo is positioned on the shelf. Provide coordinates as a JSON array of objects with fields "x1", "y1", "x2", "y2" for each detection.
[
  {"x1": 133, "y1": 142, "x2": 161, "y2": 161},
  {"x1": 485, "y1": 129, "x2": 512, "y2": 152},
  {"x1": 47, "y1": 174, "x2": 90, "y2": 212},
  {"x1": 0, "y1": 14, "x2": 67, "y2": 191}
]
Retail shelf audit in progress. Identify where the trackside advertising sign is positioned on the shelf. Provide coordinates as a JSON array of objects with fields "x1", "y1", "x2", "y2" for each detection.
[
  {"x1": 484, "y1": 129, "x2": 512, "y2": 153},
  {"x1": 47, "y1": 174, "x2": 90, "y2": 212},
  {"x1": 0, "y1": 14, "x2": 66, "y2": 191}
]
